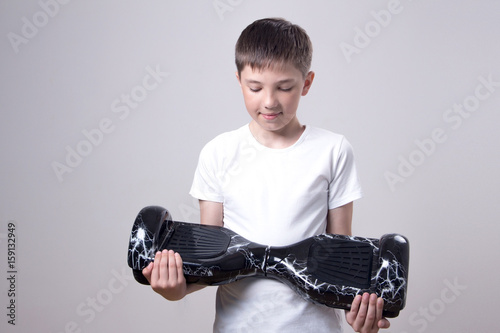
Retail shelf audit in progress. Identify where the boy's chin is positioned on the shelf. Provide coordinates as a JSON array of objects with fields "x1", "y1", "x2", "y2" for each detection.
[{"x1": 253, "y1": 119, "x2": 285, "y2": 131}]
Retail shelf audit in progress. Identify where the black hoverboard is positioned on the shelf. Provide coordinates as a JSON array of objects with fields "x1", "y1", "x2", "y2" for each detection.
[{"x1": 127, "y1": 206, "x2": 409, "y2": 318}]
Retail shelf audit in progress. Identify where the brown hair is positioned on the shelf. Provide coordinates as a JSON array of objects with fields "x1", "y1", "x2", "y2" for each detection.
[{"x1": 235, "y1": 18, "x2": 313, "y2": 78}]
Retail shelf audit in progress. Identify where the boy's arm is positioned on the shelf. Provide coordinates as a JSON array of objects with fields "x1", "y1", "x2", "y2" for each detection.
[
  {"x1": 327, "y1": 202, "x2": 390, "y2": 332},
  {"x1": 183, "y1": 200, "x2": 223, "y2": 293},
  {"x1": 199, "y1": 199, "x2": 224, "y2": 227},
  {"x1": 326, "y1": 201, "x2": 353, "y2": 236}
]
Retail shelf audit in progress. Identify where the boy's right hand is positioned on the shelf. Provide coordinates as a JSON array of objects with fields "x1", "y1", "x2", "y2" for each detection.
[{"x1": 142, "y1": 249, "x2": 187, "y2": 301}]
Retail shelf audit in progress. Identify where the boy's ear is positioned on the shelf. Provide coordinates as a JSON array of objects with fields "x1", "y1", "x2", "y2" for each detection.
[
  {"x1": 301, "y1": 71, "x2": 315, "y2": 96},
  {"x1": 235, "y1": 71, "x2": 241, "y2": 87}
]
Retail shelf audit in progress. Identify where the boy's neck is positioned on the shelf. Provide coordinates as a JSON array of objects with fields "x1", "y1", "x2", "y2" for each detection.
[{"x1": 249, "y1": 118, "x2": 305, "y2": 149}]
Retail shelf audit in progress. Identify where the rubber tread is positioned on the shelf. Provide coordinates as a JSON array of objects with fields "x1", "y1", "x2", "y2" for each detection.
[
  {"x1": 307, "y1": 238, "x2": 373, "y2": 288},
  {"x1": 165, "y1": 224, "x2": 231, "y2": 260}
]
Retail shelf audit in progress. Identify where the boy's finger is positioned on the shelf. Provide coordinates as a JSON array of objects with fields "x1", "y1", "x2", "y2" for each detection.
[
  {"x1": 349, "y1": 294, "x2": 361, "y2": 317},
  {"x1": 175, "y1": 252, "x2": 185, "y2": 283},
  {"x1": 150, "y1": 251, "x2": 162, "y2": 284},
  {"x1": 159, "y1": 250, "x2": 170, "y2": 281},
  {"x1": 377, "y1": 298, "x2": 391, "y2": 329},
  {"x1": 376, "y1": 297, "x2": 384, "y2": 320},
  {"x1": 167, "y1": 250, "x2": 178, "y2": 281},
  {"x1": 142, "y1": 262, "x2": 154, "y2": 282},
  {"x1": 365, "y1": 293, "x2": 378, "y2": 329},
  {"x1": 357, "y1": 292, "x2": 371, "y2": 328}
]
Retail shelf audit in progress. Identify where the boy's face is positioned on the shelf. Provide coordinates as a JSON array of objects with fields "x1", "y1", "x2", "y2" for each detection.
[{"x1": 236, "y1": 63, "x2": 314, "y2": 136}]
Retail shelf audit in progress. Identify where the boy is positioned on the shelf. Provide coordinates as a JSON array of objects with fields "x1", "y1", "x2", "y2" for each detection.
[{"x1": 143, "y1": 18, "x2": 391, "y2": 332}]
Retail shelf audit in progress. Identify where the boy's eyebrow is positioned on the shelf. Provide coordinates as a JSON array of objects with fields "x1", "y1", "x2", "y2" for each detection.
[{"x1": 244, "y1": 78, "x2": 296, "y2": 84}]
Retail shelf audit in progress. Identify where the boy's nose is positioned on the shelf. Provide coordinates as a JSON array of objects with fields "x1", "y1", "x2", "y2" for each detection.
[{"x1": 263, "y1": 91, "x2": 279, "y2": 109}]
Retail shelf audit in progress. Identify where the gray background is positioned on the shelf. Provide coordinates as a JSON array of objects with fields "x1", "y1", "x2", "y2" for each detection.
[{"x1": 1, "y1": 1, "x2": 499, "y2": 332}]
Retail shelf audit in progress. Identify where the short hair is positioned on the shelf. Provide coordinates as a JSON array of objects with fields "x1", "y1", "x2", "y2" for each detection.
[{"x1": 235, "y1": 18, "x2": 313, "y2": 78}]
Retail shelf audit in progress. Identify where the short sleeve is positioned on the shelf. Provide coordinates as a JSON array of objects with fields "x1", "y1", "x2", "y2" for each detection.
[
  {"x1": 189, "y1": 141, "x2": 224, "y2": 203},
  {"x1": 328, "y1": 137, "x2": 363, "y2": 209}
]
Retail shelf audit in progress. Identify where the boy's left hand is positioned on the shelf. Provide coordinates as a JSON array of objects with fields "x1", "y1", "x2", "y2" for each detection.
[{"x1": 345, "y1": 293, "x2": 391, "y2": 333}]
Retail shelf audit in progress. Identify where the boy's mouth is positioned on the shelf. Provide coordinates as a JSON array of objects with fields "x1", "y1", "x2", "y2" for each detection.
[{"x1": 261, "y1": 112, "x2": 281, "y2": 120}]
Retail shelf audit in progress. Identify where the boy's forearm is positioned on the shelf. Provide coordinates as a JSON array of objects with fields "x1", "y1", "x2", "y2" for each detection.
[
  {"x1": 326, "y1": 202, "x2": 353, "y2": 235},
  {"x1": 186, "y1": 283, "x2": 206, "y2": 295}
]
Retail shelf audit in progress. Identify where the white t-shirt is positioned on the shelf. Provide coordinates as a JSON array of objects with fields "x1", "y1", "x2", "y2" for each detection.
[{"x1": 190, "y1": 124, "x2": 363, "y2": 332}]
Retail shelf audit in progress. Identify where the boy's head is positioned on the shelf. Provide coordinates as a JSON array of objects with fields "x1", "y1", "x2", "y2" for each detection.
[{"x1": 235, "y1": 18, "x2": 313, "y2": 78}]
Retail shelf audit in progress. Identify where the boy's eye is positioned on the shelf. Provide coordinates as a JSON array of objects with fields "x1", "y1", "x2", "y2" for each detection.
[
  {"x1": 279, "y1": 87, "x2": 292, "y2": 92},
  {"x1": 249, "y1": 87, "x2": 261, "y2": 92}
]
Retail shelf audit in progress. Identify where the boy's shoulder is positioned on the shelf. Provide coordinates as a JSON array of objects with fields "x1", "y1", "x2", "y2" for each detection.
[
  {"x1": 303, "y1": 126, "x2": 357, "y2": 159},
  {"x1": 212, "y1": 124, "x2": 248, "y2": 141},
  {"x1": 200, "y1": 124, "x2": 252, "y2": 156},
  {"x1": 206, "y1": 124, "x2": 249, "y2": 147},
  {"x1": 305, "y1": 126, "x2": 346, "y2": 145}
]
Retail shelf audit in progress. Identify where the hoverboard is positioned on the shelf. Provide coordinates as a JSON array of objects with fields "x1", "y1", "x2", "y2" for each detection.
[{"x1": 127, "y1": 206, "x2": 409, "y2": 318}]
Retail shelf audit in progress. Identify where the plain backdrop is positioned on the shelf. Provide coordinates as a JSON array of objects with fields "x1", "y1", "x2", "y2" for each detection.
[{"x1": 1, "y1": 1, "x2": 499, "y2": 332}]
